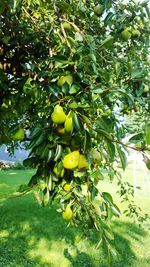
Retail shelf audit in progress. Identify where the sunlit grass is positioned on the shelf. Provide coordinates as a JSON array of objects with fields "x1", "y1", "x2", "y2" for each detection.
[{"x1": 0, "y1": 167, "x2": 150, "y2": 267}]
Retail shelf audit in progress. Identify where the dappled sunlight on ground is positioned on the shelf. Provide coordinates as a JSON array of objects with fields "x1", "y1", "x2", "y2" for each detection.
[
  {"x1": 28, "y1": 239, "x2": 72, "y2": 267},
  {"x1": 0, "y1": 169, "x2": 150, "y2": 267}
]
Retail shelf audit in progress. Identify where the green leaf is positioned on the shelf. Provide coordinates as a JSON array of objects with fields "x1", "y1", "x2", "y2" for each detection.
[
  {"x1": 144, "y1": 157, "x2": 150, "y2": 170},
  {"x1": 91, "y1": 186, "x2": 98, "y2": 199},
  {"x1": 83, "y1": 130, "x2": 91, "y2": 153},
  {"x1": 40, "y1": 145, "x2": 49, "y2": 159},
  {"x1": 104, "y1": 12, "x2": 114, "y2": 25},
  {"x1": 92, "y1": 87, "x2": 104, "y2": 94},
  {"x1": 101, "y1": 36, "x2": 114, "y2": 48},
  {"x1": 23, "y1": 157, "x2": 37, "y2": 167},
  {"x1": 94, "y1": 117, "x2": 113, "y2": 133},
  {"x1": 102, "y1": 192, "x2": 113, "y2": 205},
  {"x1": 117, "y1": 145, "x2": 127, "y2": 170},
  {"x1": 43, "y1": 189, "x2": 50, "y2": 206},
  {"x1": 129, "y1": 133, "x2": 144, "y2": 144},
  {"x1": 104, "y1": 228, "x2": 114, "y2": 241},
  {"x1": 79, "y1": 114, "x2": 91, "y2": 125},
  {"x1": 107, "y1": 207, "x2": 114, "y2": 220},
  {"x1": 104, "y1": 0, "x2": 112, "y2": 9},
  {"x1": 2, "y1": 36, "x2": 11, "y2": 45},
  {"x1": 111, "y1": 89, "x2": 134, "y2": 104},
  {"x1": 37, "y1": 179, "x2": 46, "y2": 191},
  {"x1": 131, "y1": 69, "x2": 146, "y2": 79},
  {"x1": 35, "y1": 132, "x2": 46, "y2": 147},
  {"x1": 33, "y1": 190, "x2": 43, "y2": 206},
  {"x1": 110, "y1": 203, "x2": 121, "y2": 217},
  {"x1": 56, "y1": 1, "x2": 72, "y2": 12},
  {"x1": 72, "y1": 113, "x2": 84, "y2": 132},
  {"x1": 106, "y1": 140, "x2": 115, "y2": 162},
  {"x1": 17, "y1": 184, "x2": 30, "y2": 193},
  {"x1": 30, "y1": 125, "x2": 42, "y2": 139},
  {"x1": 145, "y1": 123, "x2": 150, "y2": 145},
  {"x1": 54, "y1": 144, "x2": 63, "y2": 161},
  {"x1": 69, "y1": 84, "x2": 80, "y2": 94},
  {"x1": 47, "y1": 150, "x2": 54, "y2": 162},
  {"x1": 75, "y1": 32, "x2": 83, "y2": 42},
  {"x1": 69, "y1": 101, "x2": 79, "y2": 109}
]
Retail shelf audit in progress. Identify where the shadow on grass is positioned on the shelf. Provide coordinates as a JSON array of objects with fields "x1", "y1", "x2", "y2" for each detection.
[{"x1": 0, "y1": 194, "x2": 150, "y2": 267}]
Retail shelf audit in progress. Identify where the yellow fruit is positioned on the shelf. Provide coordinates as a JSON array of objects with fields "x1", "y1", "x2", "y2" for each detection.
[
  {"x1": 64, "y1": 183, "x2": 71, "y2": 191},
  {"x1": 62, "y1": 204, "x2": 73, "y2": 221},
  {"x1": 63, "y1": 22, "x2": 71, "y2": 30},
  {"x1": 121, "y1": 29, "x2": 131, "y2": 41},
  {"x1": 65, "y1": 116, "x2": 73, "y2": 132},
  {"x1": 53, "y1": 166, "x2": 64, "y2": 177},
  {"x1": 57, "y1": 126, "x2": 65, "y2": 134},
  {"x1": 51, "y1": 105, "x2": 66, "y2": 124},
  {"x1": 11, "y1": 128, "x2": 25, "y2": 141},
  {"x1": 92, "y1": 149, "x2": 101, "y2": 163},
  {"x1": 63, "y1": 151, "x2": 80, "y2": 169},
  {"x1": 57, "y1": 75, "x2": 73, "y2": 87},
  {"x1": 78, "y1": 154, "x2": 89, "y2": 169}
]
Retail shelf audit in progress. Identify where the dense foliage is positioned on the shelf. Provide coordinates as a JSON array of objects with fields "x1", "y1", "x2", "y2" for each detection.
[{"x1": 0, "y1": 0, "x2": 150, "y2": 263}]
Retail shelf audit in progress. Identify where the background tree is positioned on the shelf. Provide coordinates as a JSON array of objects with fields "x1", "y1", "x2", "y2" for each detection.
[{"x1": 0, "y1": 0, "x2": 150, "y2": 264}]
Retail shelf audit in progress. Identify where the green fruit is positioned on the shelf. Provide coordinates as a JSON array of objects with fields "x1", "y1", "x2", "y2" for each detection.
[
  {"x1": 78, "y1": 154, "x2": 89, "y2": 169},
  {"x1": 57, "y1": 75, "x2": 73, "y2": 87},
  {"x1": 11, "y1": 128, "x2": 25, "y2": 141},
  {"x1": 63, "y1": 22, "x2": 71, "y2": 30},
  {"x1": 131, "y1": 29, "x2": 141, "y2": 38},
  {"x1": 65, "y1": 116, "x2": 73, "y2": 132},
  {"x1": 143, "y1": 85, "x2": 149, "y2": 93},
  {"x1": 63, "y1": 151, "x2": 79, "y2": 169},
  {"x1": 51, "y1": 105, "x2": 66, "y2": 124},
  {"x1": 62, "y1": 204, "x2": 73, "y2": 221},
  {"x1": 94, "y1": 4, "x2": 104, "y2": 15},
  {"x1": 121, "y1": 29, "x2": 131, "y2": 41}
]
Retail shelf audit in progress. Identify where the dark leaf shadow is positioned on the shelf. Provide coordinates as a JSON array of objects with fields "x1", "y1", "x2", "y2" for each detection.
[{"x1": 0, "y1": 192, "x2": 150, "y2": 267}]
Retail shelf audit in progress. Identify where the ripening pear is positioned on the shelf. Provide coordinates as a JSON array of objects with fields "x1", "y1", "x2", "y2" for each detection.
[
  {"x1": 63, "y1": 151, "x2": 80, "y2": 169},
  {"x1": 78, "y1": 154, "x2": 89, "y2": 169},
  {"x1": 121, "y1": 28, "x2": 131, "y2": 41},
  {"x1": 57, "y1": 75, "x2": 73, "y2": 87},
  {"x1": 57, "y1": 126, "x2": 65, "y2": 134},
  {"x1": 11, "y1": 127, "x2": 25, "y2": 141},
  {"x1": 63, "y1": 183, "x2": 71, "y2": 192},
  {"x1": 62, "y1": 204, "x2": 73, "y2": 221},
  {"x1": 63, "y1": 22, "x2": 71, "y2": 30},
  {"x1": 51, "y1": 105, "x2": 66, "y2": 124},
  {"x1": 65, "y1": 116, "x2": 73, "y2": 132}
]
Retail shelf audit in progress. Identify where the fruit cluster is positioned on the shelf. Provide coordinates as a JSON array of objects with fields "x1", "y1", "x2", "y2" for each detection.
[
  {"x1": 51, "y1": 104, "x2": 73, "y2": 133},
  {"x1": 121, "y1": 28, "x2": 141, "y2": 41}
]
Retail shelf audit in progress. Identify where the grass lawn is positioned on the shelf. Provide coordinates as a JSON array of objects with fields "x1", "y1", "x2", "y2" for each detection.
[{"x1": 0, "y1": 167, "x2": 150, "y2": 267}]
